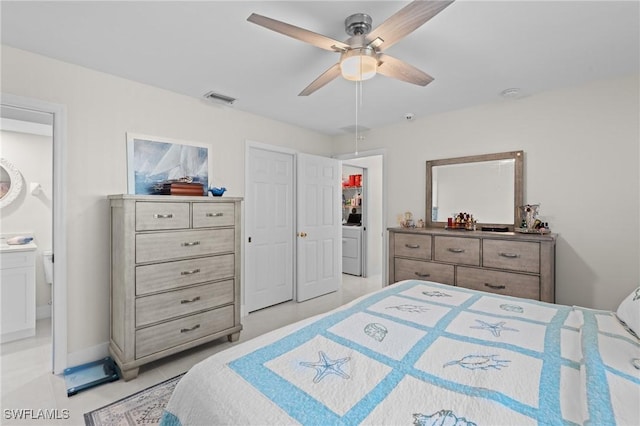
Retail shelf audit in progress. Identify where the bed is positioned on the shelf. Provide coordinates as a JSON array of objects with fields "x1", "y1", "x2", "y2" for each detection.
[{"x1": 160, "y1": 280, "x2": 640, "y2": 425}]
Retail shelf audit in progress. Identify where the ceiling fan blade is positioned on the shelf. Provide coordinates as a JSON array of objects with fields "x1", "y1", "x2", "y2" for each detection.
[
  {"x1": 377, "y1": 54, "x2": 434, "y2": 86},
  {"x1": 366, "y1": 0, "x2": 455, "y2": 51},
  {"x1": 248, "y1": 13, "x2": 349, "y2": 52},
  {"x1": 298, "y1": 63, "x2": 342, "y2": 96}
]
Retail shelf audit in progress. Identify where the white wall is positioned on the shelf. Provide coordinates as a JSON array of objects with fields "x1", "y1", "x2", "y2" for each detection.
[
  {"x1": 333, "y1": 74, "x2": 640, "y2": 311},
  {"x1": 0, "y1": 129, "x2": 53, "y2": 317},
  {"x1": 1, "y1": 46, "x2": 334, "y2": 360}
]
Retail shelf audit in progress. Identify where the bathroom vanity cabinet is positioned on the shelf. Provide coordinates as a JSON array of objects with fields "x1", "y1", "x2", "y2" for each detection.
[{"x1": 1, "y1": 243, "x2": 37, "y2": 343}]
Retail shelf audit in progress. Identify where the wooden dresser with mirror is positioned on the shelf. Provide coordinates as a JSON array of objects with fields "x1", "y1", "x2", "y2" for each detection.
[{"x1": 388, "y1": 151, "x2": 556, "y2": 303}]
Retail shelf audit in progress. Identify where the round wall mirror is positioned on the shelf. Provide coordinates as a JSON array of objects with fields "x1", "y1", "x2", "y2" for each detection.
[{"x1": 0, "y1": 158, "x2": 24, "y2": 208}]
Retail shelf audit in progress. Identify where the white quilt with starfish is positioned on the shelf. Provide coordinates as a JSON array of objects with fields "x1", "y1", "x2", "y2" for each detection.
[{"x1": 161, "y1": 280, "x2": 640, "y2": 425}]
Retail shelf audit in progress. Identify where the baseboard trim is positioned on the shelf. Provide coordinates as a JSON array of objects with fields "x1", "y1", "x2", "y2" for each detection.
[
  {"x1": 1, "y1": 328, "x2": 35, "y2": 343},
  {"x1": 66, "y1": 341, "x2": 109, "y2": 369}
]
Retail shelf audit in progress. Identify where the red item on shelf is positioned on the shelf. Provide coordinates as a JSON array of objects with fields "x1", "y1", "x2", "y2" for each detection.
[
  {"x1": 354, "y1": 174, "x2": 362, "y2": 186},
  {"x1": 348, "y1": 175, "x2": 356, "y2": 186}
]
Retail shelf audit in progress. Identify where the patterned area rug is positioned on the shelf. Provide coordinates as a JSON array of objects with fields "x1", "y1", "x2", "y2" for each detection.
[{"x1": 84, "y1": 374, "x2": 184, "y2": 426}]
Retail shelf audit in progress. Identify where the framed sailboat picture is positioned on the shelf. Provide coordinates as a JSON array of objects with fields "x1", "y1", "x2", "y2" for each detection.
[{"x1": 126, "y1": 133, "x2": 210, "y2": 195}]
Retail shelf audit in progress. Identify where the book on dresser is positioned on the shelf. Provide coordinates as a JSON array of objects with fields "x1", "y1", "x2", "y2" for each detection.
[
  {"x1": 153, "y1": 181, "x2": 205, "y2": 196},
  {"x1": 388, "y1": 227, "x2": 556, "y2": 303},
  {"x1": 108, "y1": 194, "x2": 242, "y2": 380}
]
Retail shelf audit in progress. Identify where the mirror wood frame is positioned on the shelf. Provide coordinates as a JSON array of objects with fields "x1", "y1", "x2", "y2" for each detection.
[{"x1": 426, "y1": 150, "x2": 523, "y2": 230}]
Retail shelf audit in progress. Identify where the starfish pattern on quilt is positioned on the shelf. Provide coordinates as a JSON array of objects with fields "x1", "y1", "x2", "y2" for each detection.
[
  {"x1": 470, "y1": 319, "x2": 519, "y2": 337},
  {"x1": 299, "y1": 351, "x2": 351, "y2": 383}
]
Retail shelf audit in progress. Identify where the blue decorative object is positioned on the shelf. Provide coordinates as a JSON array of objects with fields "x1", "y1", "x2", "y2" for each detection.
[{"x1": 209, "y1": 187, "x2": 226, "y2": 196}]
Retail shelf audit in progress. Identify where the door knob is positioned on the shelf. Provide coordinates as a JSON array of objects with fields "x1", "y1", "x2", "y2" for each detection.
[{"x1": 297, "y1": 232, "x2": 307, "y2": 238}]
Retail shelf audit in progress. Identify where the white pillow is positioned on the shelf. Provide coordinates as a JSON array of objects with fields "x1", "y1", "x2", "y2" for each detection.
[{"x1": 616, "y1": 287, "x2": 640, "y2": 339}]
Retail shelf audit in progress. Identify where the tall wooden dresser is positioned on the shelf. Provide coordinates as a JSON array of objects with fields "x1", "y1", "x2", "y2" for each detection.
[
  {"x1": 109, "y1": 194, "x2": 242, "y2": 380},
  {"x1": 388, "y1": 227, "x2": 556, "y2": 303}
]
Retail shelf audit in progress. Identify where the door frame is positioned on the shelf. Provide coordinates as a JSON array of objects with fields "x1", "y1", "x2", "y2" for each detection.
[
  {"x1": 2, "y1": 93, "x2": 68, "y2": 373},
  {"x1": 243, "y1": 140, "x2": 297, "y2": 316},
  {"x1": 334, "y1": 149, "x2": 388, "y2": 284}
]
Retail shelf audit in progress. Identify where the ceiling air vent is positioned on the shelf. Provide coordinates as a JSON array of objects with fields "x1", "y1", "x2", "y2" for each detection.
[{"x1": 203, "y1": 91, "x2": 236, "y2": 105}]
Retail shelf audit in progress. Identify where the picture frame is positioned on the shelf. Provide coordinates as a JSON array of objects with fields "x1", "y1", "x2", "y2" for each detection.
[{"x1": 126, "y1": 133, "x2": 211, "y2": 195}]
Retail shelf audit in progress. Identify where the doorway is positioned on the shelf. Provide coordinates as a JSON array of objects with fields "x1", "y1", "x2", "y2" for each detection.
[
  {"x1": 1, "y1": 94, "x2": 67, "y2": 374},
  {"x1": 336, "y1": 150, "x2": 386, "y2": 285}
]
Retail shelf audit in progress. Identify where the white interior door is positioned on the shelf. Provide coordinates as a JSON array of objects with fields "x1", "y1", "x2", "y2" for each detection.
[
  {"x1": 296, "y1": 153, "x2": 341, "y2": 302},
  {"x1": 245, "y1": 146, "x2": 294, "y2": 312}
]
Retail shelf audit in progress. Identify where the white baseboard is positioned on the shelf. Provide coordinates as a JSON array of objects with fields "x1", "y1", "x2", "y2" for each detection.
[
  {"x1": 36, "y1": 304, "x2": 52, "y2": 320},
  {"x1": 1, "y1": 328, "x2": 35, "y2": 343},
  {"x1": 66, "y1": 341, "x2": 109, "y2": 368}
]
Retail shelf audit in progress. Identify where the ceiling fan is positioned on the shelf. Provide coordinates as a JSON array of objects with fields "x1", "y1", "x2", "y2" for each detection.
[{"x1": 247, "y1": 0, "x2": 455, "y2": 96}]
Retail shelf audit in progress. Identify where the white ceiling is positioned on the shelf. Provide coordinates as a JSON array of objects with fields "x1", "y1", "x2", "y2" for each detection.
[{"x1": 1, "y1": 1, "x2": 638, "y2": 136}]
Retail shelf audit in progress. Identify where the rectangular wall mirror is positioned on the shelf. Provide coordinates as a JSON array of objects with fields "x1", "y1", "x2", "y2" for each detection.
[{"x1": 426, "y1": 151, "x2": 523, "y2": 230}]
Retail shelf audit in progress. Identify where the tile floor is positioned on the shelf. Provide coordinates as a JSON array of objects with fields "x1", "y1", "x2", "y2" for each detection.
[{"x1": 0, "y1": 274, "x2": 382, "y2": 425}]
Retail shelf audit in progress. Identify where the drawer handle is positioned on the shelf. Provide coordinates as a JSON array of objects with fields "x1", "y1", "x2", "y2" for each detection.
[
  {"x1": 206, "y1": 212, "x2": 224, "y2": 217},
  {"x1": 180, "y1": 269, "x2": 201, "y2": 276},
  {"x1": 499, "y1": 252, "x2": 520, "y2": 259},
  {"x1": 181, "y1": 241, "x2": 201, "y2": 247},
  {"x1": 405, "y1": 244, "x2": 420, "y2": 249},
  {"x1": 484, "y1": 283, "x2": 506, "y2": 290},
  {"x1": 180, "y1": 324, "x2": 201, "y2": 333},
  {"x1": 414, "y1": 272, "x2": 431, "y2": 278},
  {"x1": 447, "y1": 248, "x2": 465, "y2": 253},
  {"x1": 153, "y1": 213, "x2": 173, "y2": 219},
  {"x1": 180, "y1": 296, "x2": 201, "y2": 304}
]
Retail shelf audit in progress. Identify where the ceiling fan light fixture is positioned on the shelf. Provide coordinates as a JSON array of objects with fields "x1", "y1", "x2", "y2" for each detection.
[{"x1": 340, "y1": 48, "x2": 377, "y2": 82}]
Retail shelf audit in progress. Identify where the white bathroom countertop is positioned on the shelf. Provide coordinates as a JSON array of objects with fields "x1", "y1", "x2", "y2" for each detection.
[{"x1": 0, "y1": 240, "x2": 37, "y2": 253}]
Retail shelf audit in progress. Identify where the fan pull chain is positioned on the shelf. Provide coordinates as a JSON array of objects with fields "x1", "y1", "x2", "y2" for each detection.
[{"x1": 355, "y1": 80, "x2": 360, "y2": 155}]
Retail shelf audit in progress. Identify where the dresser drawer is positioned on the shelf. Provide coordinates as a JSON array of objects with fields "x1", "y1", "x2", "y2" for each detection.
[
  {"x1": 394, "y1": 234, "x2": 431, "y2": 260},
  {"x1": 434, "y1": 236, "x2": 480, "y2": 266},
  {"x1": 135, "y1": 254, "x2": 235, "y2": 295},
  {"x1": 135, "y1": 202, "x2": 190, "y2": 231},
  {"x1": 192, "y1": 203, "x2": 235, "y2": 228},
  {"x1": 394, "y1": 258, "x2": 454, "y2": 285},
  {"x1": 136, "y1": 305, "x2": 234, "y2": 358},
  {"x1": 457, "y1": 267, "x2": 540, "y2": 300},
  {"x1": 136, "y1": 228, "x2": 234, "y2": 263},
  {"x1": 483, "y1": 239, "x2": 540, "y2": 273},
  {"x1": 135, "y1": 280, "x2": 234, "y2": 327}
]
